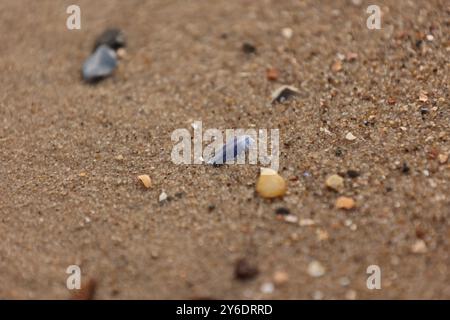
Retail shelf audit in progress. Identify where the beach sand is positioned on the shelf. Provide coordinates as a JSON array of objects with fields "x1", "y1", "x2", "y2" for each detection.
[{"x1": 0, "y1": 0, "x2": 449, "y2": 299}]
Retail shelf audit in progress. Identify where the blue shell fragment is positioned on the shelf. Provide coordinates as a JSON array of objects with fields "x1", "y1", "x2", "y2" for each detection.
[
  {"x1": 82, "y1": 45, "x2": 117, "y2": 82},
  {"x1": 207, "y1": 135, "x2": 255, "y2": 165}
]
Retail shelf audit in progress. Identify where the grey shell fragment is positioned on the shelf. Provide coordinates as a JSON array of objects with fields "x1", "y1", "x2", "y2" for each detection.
[{"x1": 82, "y1": 45, "x2": 118, "y2": 82}]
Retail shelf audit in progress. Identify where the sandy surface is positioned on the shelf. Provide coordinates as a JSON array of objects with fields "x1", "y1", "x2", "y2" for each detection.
[{"x1": 0, "y1": 0, "x2": 449, "y2": 299}]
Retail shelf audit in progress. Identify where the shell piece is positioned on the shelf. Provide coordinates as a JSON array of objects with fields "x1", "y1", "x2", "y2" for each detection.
[
  {"x1": 93, "y1": 28, "x2": 126, "y2": 51},
  {"x1": 271, "y1": 85, "x2": 300, "y2": 104},
  {"x1": 82, "y1": 45, "x2": 117, "y2": 82},
  {"x1": 207, "y1": 135, "x2": 255, "y2": 165},
  {"x1": 256, "y1": 168, "x2": 287, "y2": 198},
  {"x1": 138, "y1": 174, "x2": 152, "y2": 188}
]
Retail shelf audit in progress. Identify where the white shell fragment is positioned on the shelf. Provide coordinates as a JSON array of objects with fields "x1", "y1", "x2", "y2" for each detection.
[
  {"x1": 82, "y1": 45, "x2": 118, "y2": 82},
  {"x1": 207, "y1": 135, "x2": 255, "y2": 165},
  {"x1": 159, "y1": 191, "x2": 168, "y2": 202},
  {"x1": 271, "y1": 85, "x2": 300, "y2": 104},
  {"x1": 345, "y1": 132, "x2": 357, "y2": 141}
]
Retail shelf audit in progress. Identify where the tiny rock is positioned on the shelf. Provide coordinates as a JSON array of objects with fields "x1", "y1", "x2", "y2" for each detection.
[
  {"x1": 281, "y1": 27, "x2": 293, "y2": 39},
  {"x1": 335, "y1": 196, "x2": 355, "y2": 210},
  {"x1": 116, "y1": 48, "x2": 127, "y2": 59},
  {"x1": 438, "y1": 153, "x2": 448, "y2": 164},
  {"x1": 260, "y1": 282, "x2": 274, "y2": 294},
  {"x1": 266, "y1": 67, "x2": 279, "y2": 81},
  {"x1": 307, "y1": 260, "x2": 326, "y2": 277},
  {"x1": 137, "y1": 175, "x2": 152, "y2": 188},
  {"x1": 273, "y1": 271, "x2": 289, "y2": 285},
  {"x1": 242, "y1": 42, "x2": 256, "y2": 54},
  {"x1": 316, "y1": 229, "x2": 329, "y2": 241},
  {"x1": 256, "y1": 168, "x2": 287, "y2": 198},
  {"x1": 234, "y1": 258, "x2": 259, "y2": 280},
  {"x1": 159, "y1": 191, "x2": 168, "y2": 202},
  {"x1": 419, "y1": 90, "x2": 428, "y2": 102},
  {"x1": 326, "y1": 174, "x2": 344, "y2": 192},
  {"x1": 345, "y1": 132, "x2": 357, "y2": 141},
  {"x1": 284, "y1": 214, "x2": 298, "y2": 224},
  {"x1": 411, "y1": 240, "x2": 427, "y2": 254},
  {"x1": 331, "y1": 60, "x2": 342, "y2": 72},
  {"x1": 275, "y1": 207, "x2": 290, "y2": 215},
  {"x1": 346, "y1": 170, "x2": 360, "y2": 178}
]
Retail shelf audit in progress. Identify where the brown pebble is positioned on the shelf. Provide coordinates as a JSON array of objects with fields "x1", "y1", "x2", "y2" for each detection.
[
  {"x1": 70, "y1": 278, "x2": 97, "y2": 300},
  {"x1": 273, "y1": 271, "x2": 289, "y2": 285},
  {"x1": 234, "y1": 258, "x2": 259, "y2": 280},
  {"x1": 335, "y1": 196, "x2": 356, "y2": 210},
  {"x1": 331, "y1": 60, "x2": 342, "y2": 72},
  {"x1": 266, "y1": 68, "x2": 279, "y2": 81},
  {"x1": 387, "y1": 97, "x2": 396, "y2": 105}
]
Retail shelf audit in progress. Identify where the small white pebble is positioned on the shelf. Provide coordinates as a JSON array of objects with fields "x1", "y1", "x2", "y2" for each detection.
[
  {"x1": 284, "y1": 215, "x2": 298, "y2": 224},
  {"x1": 281, "y1": 27, "x2": 293, "y2": 39},
  {"x1": 159, "y1": 191, "x2": 168, "y2": 202},
  {"x1": 307, "y1": 260, "x2": 326, "y2": 277},
  {"x1": 260, "y1": 282, "x2": 274, "y2": 294},
  {"x1": 411, "y1": 240, "x2": 427, "y2": 254},
  {"x1": 345, "y1": 132, "x2": 357, "y2": 141}
]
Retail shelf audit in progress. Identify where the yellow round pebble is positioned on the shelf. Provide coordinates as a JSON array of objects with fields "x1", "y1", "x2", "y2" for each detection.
[
  {"x1": 326, "y1": 174, "x2": 344, "y2": 192},
  {"x1": 256, "y1": 168, "x2": 287, "y2": 198}
]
